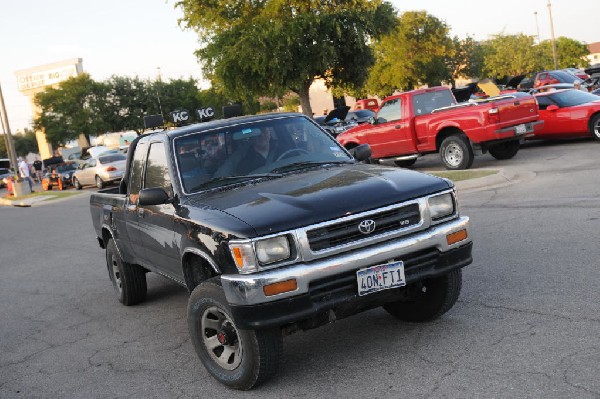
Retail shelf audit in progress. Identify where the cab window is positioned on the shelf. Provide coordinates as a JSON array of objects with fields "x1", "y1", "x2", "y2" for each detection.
[
  {"x1": 377, "y1": 99, "x2": 402, "y2": 123},
  {"x1": 145, "y1": 142, "x2": 173, "y2": 197},
  {"x1": 129, "y1": 142, "x2": 148, "y2": 203}
]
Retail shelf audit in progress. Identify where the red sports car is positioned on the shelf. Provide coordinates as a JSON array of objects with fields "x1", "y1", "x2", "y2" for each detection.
[{"x1": 530, "y1": 89, "x2": 600, "y2": 140}]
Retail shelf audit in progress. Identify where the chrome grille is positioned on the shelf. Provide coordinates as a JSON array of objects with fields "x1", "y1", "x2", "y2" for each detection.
[{"x1": 306, "y1": 204, "x2": 421, "y2": 251}]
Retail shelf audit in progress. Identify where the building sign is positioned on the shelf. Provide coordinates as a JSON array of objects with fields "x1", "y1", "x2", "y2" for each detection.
[{"x1": 15, "y1": 58, "x2": 82, "y2": 92}]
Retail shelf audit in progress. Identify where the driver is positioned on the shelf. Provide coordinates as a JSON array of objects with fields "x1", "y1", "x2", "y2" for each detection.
[{"x1": 235, "y1": 127, "x2": 278, "y2": 174}]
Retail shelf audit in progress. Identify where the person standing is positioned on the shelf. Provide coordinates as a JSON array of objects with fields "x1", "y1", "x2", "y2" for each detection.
[
  {"x1": 18, "y1": 157, "x2": 34, "y2": 192},
  {"x1": 33, "y1": 157, "x2": 43, "y2": 183}
]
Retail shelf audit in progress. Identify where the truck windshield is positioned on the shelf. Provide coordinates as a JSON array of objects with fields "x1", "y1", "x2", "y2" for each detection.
[
  {"x1": 412, "y1": 90, "x2": 456, "y2": 115},
  {"x1": 174, "y1": 115, "x2": 353, "y2": 193}
]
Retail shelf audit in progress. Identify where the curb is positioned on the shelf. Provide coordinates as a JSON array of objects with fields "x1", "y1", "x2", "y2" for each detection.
[
  {"x1": 454, "y1": 168, "x2": 535, "y2": 192},
  {"x1": 0, "y1": 192, "x2": 88, "y2": 207}
]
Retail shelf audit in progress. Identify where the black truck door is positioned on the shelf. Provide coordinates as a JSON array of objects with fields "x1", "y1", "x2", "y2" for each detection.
[
  {"x1": 124, "y1": 141, "x2": 149, "y2": 261},
  {"x1": 137, "y1": 142, "x2": 181, "y2": 280}
]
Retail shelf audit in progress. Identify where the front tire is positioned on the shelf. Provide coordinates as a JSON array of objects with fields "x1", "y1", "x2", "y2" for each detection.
[
  {"x1": 488, "y1": 141, "x2": 520, "y2": 160},
  {"x1": 440, "y1": 135, "x2": 474, "y2": 170},
  {"x1": 105, "y1": 239, "x2": 147, "y2": 306},
  {"x1": 96, "y1": 175, "x2": 105, "y2": 189},
  {"x1": 73, "y1": 177, "x2": 82, "y2": 190},
  {"x1": 383, "y1": 269, "x2": 462, "y2": 322},
  {"x1": 188, "y1": 278, "x2": 282, "y2": 390},
  {"x1": 589, "y1": 114, "x2": 600, "y2": 140}
]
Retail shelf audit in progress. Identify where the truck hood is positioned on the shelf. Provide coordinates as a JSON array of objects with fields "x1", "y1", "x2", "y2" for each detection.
[{"x1": 184, "y1": 164, "x2": 451, "y2": 237}]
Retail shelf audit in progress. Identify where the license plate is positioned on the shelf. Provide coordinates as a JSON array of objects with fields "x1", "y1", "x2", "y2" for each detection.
[
  {"x1": 356, "y1": 261, "x2": 406, "y2": 297},
  {"x1": 515, "y1": 124, "x2": 527, "y2": 134}
]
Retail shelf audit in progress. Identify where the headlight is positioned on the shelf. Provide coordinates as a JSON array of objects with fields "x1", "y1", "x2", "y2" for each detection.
[
  {"x1": 229, "y1": 235, "x2": 292, "y2": 274},
  {"x1": 64, "y1": 173, "x2": 71, "y2": 179},
  {"x1": 255, "y1": 236, "x2": 290, "y2": 265},
  {"x1": 428, "y1": 193, "x2": 455, "y2": 220}
]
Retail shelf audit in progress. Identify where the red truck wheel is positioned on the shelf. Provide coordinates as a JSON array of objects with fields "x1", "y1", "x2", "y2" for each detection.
[
  {"x1": 488, "y1": 141, "x2": 520, "y2": 160},
  {"x1": 440, "y1": 135, "x2": 474, "y2": 170}
]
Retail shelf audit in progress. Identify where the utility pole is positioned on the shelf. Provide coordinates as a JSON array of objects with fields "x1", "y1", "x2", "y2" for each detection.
[
  {"x1": 0, "y1": 83, "x2": 20, "y2": 179},
  {"x1": 547, "y1": 0, "x2": 558, "y2": 69},
  {"x1": 534, "y1": 11, "x2": 541, "y2": 43}
]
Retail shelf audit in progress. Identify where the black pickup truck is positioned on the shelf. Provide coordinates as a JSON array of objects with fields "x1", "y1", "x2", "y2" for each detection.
[{"x1": 90, "y1": 112, "x2": 473, "y2": 390}]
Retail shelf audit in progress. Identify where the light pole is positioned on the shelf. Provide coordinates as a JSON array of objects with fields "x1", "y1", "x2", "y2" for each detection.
[
  {"x1": 534, "y1": 11, "x2": 541, "y2": 43},
  {"x1": 0, "y1": 83, "x2": 20, "y2": 179},
  {"x1": 547, "y1": 0, "x2": 558, "y2": 69}
]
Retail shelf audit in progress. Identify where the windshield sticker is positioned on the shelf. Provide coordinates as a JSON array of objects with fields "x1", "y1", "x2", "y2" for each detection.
[
  {"x1": 333, "y1": 152, "x2": 345, "y2": 157},
  {"x1": 330, "y1": 147, "x2": 339, "y2": 151},
  {"x1": 242, "y1": 128, "x2": 252, "y2": 135}
]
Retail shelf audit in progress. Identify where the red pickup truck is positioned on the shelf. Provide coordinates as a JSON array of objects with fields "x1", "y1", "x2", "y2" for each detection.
[{"x1": 336, "y1": 87, "x2": 542, "y2": 169}]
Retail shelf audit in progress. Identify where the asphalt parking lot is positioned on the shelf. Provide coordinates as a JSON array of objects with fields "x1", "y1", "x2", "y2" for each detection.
[{"x1": 1, "y1": 139, "x2": 599, "y2": 398}]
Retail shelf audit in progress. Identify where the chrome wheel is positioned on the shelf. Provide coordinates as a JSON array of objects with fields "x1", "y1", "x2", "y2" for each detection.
[
  {"x1": 444, "y1": 143, "x2": 463, "y2": 167},
  {"x1": 201, "y1": 306, "x2": 243, "y2": 370},
  {"x1": 593, "y1": 116, "x2": 600, "y2": 139},
  {"x1": 110, "y1": 254, "x2": 123, "y2": 295}
]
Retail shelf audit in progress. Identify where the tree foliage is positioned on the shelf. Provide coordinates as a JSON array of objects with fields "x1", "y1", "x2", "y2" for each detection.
[
  {"x1": 33, "y1": 74, "x2": 214, "y2": 146},
  {"x1": 448, "y1": 36, "x2": 484, "y2": 85},
  {"x1": 536, "y1": 37, "x2": 589, "y2": 69},
  {"x1": 176, "y1": 0, "x2": 398, "y2": 116},
  {"x1": 481, "y1": 34, "x2": 542, "y2": 77},
  {"x1": 34, "y1": 74, "x2": 110, "y2": 147},
  {"x1": 365, "y1": 11, "x2": 454, "y2": 96}
]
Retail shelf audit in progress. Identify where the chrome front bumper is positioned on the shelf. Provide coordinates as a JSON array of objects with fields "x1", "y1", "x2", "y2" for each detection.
[{"x1": 221, "y1": 216, "x2": 471, "y2": 306}]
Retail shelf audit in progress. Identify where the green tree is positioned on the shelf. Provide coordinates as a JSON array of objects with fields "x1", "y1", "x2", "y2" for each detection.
[
  {"x1": 176, "y1": 0, "x2": 397, "y2": 116},
  {"x1": 13, "y1": 128, "x2": 38, "y2": 156},
  {"x1": 481, "y1": 34, "x2": 542, "y2": 78},
  {"x1": 365, "y1": 11, "x2": 454, "y2": 96},
  {"x1": 448, "y1": 36, "x2": 485, "y2": 84},
  {"x1": 33, "y1": 74, "x2": 109, "y2": 147},
  {"x1": 103, "y1": 75, "x2": 157, "y2": 134},
  {"x1": 536, "y1": 37, "x2": 589, "y2": 69}
]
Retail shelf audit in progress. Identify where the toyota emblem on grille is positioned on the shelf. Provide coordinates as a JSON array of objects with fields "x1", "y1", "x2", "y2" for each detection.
[{"x1": 358, "y1": 219, "x2": 376, "y2": 235}]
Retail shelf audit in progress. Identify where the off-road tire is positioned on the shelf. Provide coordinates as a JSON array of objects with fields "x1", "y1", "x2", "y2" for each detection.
[
  {"x1": 440, "y1": 135, "x2": 474, "y2": 170},
  {"x1": 383, "y1": 269, "x2": 462, "y2": 322},
  {"x1": 188, "y1": 278, "x2": 282, "y2": 390},
  {"x1": 73, "y1": 177, "x2": 82, "y2": 190},
  {"x1": 488, "y1": 141, "x2": 520, "y2": 160},
  {"x1": 394, "y1": 159, "x2": 417, "y2": 168},
  {"x1": 589, "y1": 114, "x2": 600, "y2": 140},
  {"x1": 105, "y1": 239, "x2": 147, "y2": 306}
]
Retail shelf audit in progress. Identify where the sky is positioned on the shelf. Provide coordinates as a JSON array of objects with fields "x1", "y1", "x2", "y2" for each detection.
[{"x1": 1, "y1": 0, "x2": 599, "y2": 133}]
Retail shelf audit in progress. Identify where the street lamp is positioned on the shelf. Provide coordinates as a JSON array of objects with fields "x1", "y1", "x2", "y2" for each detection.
[
  {"x1": 547, "y1": 0, "x2": 558, "y2": 69},
  {"x1": 534, "y1": 11, "x2": 541, "y2": 43}
]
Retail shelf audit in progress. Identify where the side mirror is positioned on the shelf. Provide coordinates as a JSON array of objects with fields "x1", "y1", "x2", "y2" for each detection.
[
  {"x1": 546, "y1": 105, "x2": 559, "y2": 111},
  {"x1": 368, "y1": 116, "x2": 377, "y2": 125},
  {"x1": 139, "y1": 187, "x2": 170, "y2": 206},
  {"x1": 352, "y1": 144, "x2": 372, "y2": 162}
]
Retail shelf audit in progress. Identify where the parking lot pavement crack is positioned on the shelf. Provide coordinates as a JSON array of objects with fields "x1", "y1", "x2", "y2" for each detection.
[
  {"x1": 464, "y1": 300, "x2": 600, "y2": 324},
  {"x1": 488, "y1": 322, "x2": 536, "y2": 347},
  {"x1": 559, "y1": 348, "x2": 600, "y2": 397}
]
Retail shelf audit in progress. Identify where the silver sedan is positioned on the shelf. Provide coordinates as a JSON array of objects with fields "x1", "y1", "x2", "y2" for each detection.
[{"x1": 72, "y1": 153, "x2": 127, "y2": 189}]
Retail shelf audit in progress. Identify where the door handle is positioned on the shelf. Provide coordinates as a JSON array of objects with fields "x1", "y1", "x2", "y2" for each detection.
[
  {"x1": 395, "y1": 123, "x2": 407, "y2": 129},
  {"x1": 514, "y1": 101, "x2": 521, "y2": 106}
]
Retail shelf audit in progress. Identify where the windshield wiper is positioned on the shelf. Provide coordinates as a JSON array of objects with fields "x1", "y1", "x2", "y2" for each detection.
[
  {"x1": 190, "y1": 173, "x2": 282, "y2": 191},
  {"x1": 271, "y1": 161, "x2": 351, "y2": 173}
]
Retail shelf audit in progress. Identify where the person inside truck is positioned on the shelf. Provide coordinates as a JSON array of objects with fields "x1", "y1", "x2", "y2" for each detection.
[{"x1": 235, "y1": 127, "x2": 277, "y2": 175}]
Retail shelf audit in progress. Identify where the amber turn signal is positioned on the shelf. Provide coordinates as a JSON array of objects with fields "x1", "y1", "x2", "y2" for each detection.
[
  {"x1": 446, "y1": 229, "x2": 468, "y2": 245},
  {"x1": 263, "y1": 279, "x2": 298, "y2": 297}
]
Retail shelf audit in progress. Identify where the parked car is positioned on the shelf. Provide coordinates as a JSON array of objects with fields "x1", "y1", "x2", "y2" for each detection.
[
  {"x1": 345, "y1": 109, "x2": 376, "y2": 124},
  {"x1": 313, "y1": 106, "x2": 352, "y2": 137},
  {"x1": 337, "y1": 86, "x2": 542, "y2": 170},
  {"x1": 352, "y1": 98, "x2": 379, "y2": 111},
  {"x1": 529, "y1": 89, "x2": 600, "y2": 140},
  {"x1": 534, "y1": 70, "x2": 583, "y2": 88},
  {"x1": 72, "y1": 153, "x2": 127, "y2": 189},
  {"x1": 40, "y1": 157, "x2": 77, "y2": 191},
  {"x1": 563, "y1": 68, "x2": 589, "y2": 80},
  {"x1": 0, "y1": 167, "x2": 12, "y2": 188},
  {"x1": 529, "y1": 83, "x2": 576, "y2": 94}
]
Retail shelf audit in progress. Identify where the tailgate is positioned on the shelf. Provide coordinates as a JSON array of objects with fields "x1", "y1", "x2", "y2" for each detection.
[{"x1": 494, "y1": 96, "x2": 538, "y2": 125}]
